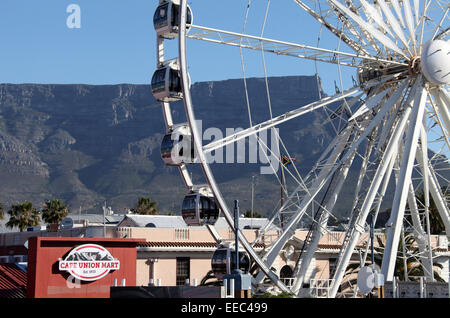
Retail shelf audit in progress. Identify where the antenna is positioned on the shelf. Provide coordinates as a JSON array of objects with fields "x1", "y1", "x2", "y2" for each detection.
[{"x1": 234, "y1": 200, "x2": 239, "y2": 272}]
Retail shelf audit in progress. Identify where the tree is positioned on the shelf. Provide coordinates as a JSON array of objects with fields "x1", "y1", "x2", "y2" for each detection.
[
  {"x1": 413, "y1": 190, "x2": 447, "y2": 234},
  {"x1": 42, "y1": 199, "x2": 69, "y2": 229},
  {"x1": 244, "y1": 210, "x2": 262, "y2": 218},
  {"x1": 0, "y1": 202, "x2": 4, "y2": 220},
  {"x1": 130, "y1": 197, "x2": 160, "y2": 215},
  {"x1": 6, "y1": 201, "x2": 40, "y2": 232},
  {"x1": 199, "y1": 270, "x2": 221, "y2": 286},
  {"x1": 343, "y1": 233, "x2": 444, "y2": 294}
]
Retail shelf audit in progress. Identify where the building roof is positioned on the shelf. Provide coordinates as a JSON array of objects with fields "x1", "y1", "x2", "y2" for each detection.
[
  {"x1": 73, "y1": 214, "x2": 126, "y2": 225},
  {"x1": 138, "y1": 241, "x2": 266, "y2": 249},
  {"x1": 0, "y1": 263, "x2": 27, "y2": 298},
  {"x1": 118, "y1": 215, "x2": 279, "y2": 231}
]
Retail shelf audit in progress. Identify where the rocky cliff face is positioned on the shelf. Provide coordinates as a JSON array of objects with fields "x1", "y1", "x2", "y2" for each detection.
[{"x1": 0, "y1": 76, "x2": 360, "y2": 216}]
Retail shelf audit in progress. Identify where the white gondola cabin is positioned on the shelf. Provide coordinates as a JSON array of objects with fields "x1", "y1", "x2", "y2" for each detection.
[
  {"x1": 161, "y1": 123, "x2": 196, "y2": 165},
  {"x1": 211, "y1": 247, "x2": 251, "y2": 280},
  {"x1": 153, "y1": 0, "x2": 192, "y2": 39},
  {"x1": 151, "y1": 60, "x2": 183, "y2": 102},
  {"x1": 181, "y1": 186, "x2": 220, "y2": 226}
]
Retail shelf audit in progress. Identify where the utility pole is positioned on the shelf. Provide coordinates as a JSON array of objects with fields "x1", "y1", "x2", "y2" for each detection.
[
  {"x1": 251, "y1": 175, "x2": 255, "y2": 218},
  {"x1": 103, "y1": 201, "x2": 106, "y2": 238},
  {"x1": 234, "y1": 200, "x2": 240, "y2": 271},
  {"x1": 280, "y1": 156, "x2": 286, "y2": 229}
]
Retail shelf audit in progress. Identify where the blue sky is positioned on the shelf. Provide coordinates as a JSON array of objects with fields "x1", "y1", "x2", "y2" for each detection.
[{"x1": 0, "y1": 1, "x2": 357, "y2": 94}]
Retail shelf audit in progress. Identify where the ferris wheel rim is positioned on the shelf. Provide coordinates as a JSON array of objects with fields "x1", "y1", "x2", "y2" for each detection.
[
  {"x1": 157, "y1": 0, "x2": 450, "y2": 297},
  {"x1": 178, "y1": 0, "x2": 293, "y2": 294}
]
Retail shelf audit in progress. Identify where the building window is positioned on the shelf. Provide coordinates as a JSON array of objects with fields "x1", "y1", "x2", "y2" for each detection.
[
  {"x1": 280, "y1": 265, "x2": 294, "y2": 287},
  {"x1": 176, "y1": 257, "x2": 190, "y2": 286},
  {"x1": 329, "y1": 258, "x2": 337, "y2": 275}
]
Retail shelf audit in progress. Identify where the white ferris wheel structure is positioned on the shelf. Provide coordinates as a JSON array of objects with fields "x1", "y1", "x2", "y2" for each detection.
[{"x1": 151, "y1": 0, "x2": 450, "y2": 297}]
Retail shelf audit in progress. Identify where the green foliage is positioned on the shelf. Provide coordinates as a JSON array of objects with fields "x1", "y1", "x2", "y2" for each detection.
[
  {"x1": 41, "y1": 199, "x2": 69, "y2": 225},
  {"x1": 344, "y1": 233, "x2": 445, "y2": 286},
  {"x1": 6, "y1": 201, "x2": 40, "y2": 232},
  {"x1": 130, "y1": 197, "x2": 160, "y2": 215},
  {"x1": 0, "y1": 201, "x2": 3, "y2": 220},
  {"x1": 412, "y1": 189, "x2": 448, "y2": 234},
  {"x1": 199, "y1": 270, "x2": 221, "y2": 286},
  {"x1": 253, "y1": 291, "x2": 295, "y2": 298},
  {"x1": 244, "y1": 210, "x2": 262, "y2": 218}
]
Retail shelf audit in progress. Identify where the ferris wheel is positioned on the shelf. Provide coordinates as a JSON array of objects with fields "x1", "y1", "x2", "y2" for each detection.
[{"x1": 151, "y1": 0, "x2": 450, "y2": 297}]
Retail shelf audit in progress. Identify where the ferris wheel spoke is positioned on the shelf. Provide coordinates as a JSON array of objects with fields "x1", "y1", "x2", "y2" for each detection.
[
  {"x1": 427, "y1": 91, "x2": 450, "y2": 150},
  {"x1": 391, "y1": 0, "x2": 407, "y2": 29},
  {"x1": 187, "y1": 25, "x2": 407, "y2": 69},
  {"x1": 330, "y1": 0, "x2": 385, "y2": 56},
  {"x1": 414, "y1": 0, "x2": 421, "y2": 25},
  {"x1": 404, "y1": 0, "x2": 418, "y2": 53},
  {"x1": 348, "y1": 87, "x2": 391, "y2": 121},
  {"x1": 350, "y1": 80, "x2": 409, "y2": 122},
  {"x1": 328, "y1": 0, "x2": 408, "y2": 58},
  {"x1": 293, "y1": 0, "x2": 369, "y2": 55},
  {"x1": 376, "y1": 0, "x2": 412, "y2": 54},
  {"x1": 434, "y1": 88, "x2": 450, "y2": 133},
  {"x1": 202, "y1": 86, "x2": 360, "y2": 154},
  {"x1": 431, "y1": 6, "x2": 449, "y2": 41},
  {"x1": 360, "y1": 0, "x2": 395, "y2": 41}
]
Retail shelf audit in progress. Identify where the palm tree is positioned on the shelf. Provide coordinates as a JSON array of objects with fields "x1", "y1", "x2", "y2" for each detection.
[
  {"x1": 199, "y1": 270, "x2": 221, "y2": 286},
  {"x1": 0, "y1": 201, "x2": 4, "y2": 220},
  {"x1": 6, "y1": 201, "x2": 40, "y2": 232},
  {"x1": 130, "y1": 197, "x2": 160, "y2": 215},
  {"x1": 413, "y1": 190, "x2": 447, "y2": 234},
  {"x1": 42, "y1": 199, "x2": 69, "y2": 231},
  {"x1": 244, "y1": 210, "x2": 262, "y2": 218},
  {"x1": 343, "y1": 233, "x2": 444, "y2": 293}
]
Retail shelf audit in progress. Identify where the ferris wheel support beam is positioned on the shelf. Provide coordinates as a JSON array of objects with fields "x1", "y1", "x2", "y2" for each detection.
[
  {"x1": 419, "y1": 121, "x2": 436, "y2": 281},
  {"x1": 254, "y1": 124, "x2": 355, "y2": 284},
  {"x1": 291, "y1": 149, "x2": 356, "y2": 295},
  {"x1": 381, "y1": 81, "x2": 427, "y2": 282},
  {"x1": 328, "y1": 81, "x2": 417, "y2": 298},
  {"x1": 394, "y1": 132, "x2": 435, "y2": 281},
  {"x1": 416, "y1": 145, "x2": 450, "y2": 238},
  {"x1": 406, "y1": 182, "x2": 435, "y2": 280},
  {"x1": 359, "y1": 146, "x2": 397, "y2": 280},
  {"x1": 252, "y1": 124, "x2": 348, "y2": 245},
  {"x1": 187, "y1": 25, "x2": 408, "y2": 70},
  {"x1": 178, "y1": 0, "x2": 291, "y2": 293}
]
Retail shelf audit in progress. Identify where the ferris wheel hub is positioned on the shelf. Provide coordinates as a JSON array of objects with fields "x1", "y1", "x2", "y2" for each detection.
[{"x1": 420, "y1": 39, "x2": 450, "y2": 85}]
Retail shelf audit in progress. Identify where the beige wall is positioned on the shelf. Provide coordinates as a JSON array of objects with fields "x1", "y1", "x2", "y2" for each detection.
[
  {"x1": 136, "y1": 253, "x2": 215, "y2": 287},
  {"x1": 116, "y1": 226, "x2": 272, "y2": 244}
]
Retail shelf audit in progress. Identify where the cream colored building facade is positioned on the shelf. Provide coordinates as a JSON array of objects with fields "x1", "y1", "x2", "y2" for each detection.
[
  {"x1": 115, "y1": 215, "x2": 450, "y2": 293},
  {"x1": 0, "y1": 214, "x2": 448, "y2": 296}
]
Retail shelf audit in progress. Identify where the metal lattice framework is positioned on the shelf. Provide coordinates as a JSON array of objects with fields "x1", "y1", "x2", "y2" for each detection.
[{"x1": 154, "y1": 0, "x2": 450, "y2": 297}]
